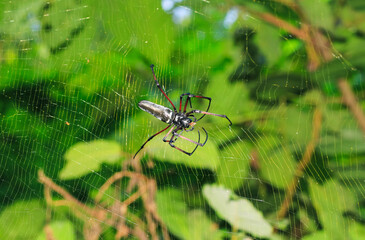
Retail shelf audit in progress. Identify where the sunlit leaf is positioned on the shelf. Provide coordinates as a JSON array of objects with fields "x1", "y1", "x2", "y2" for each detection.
[
  {"x1": 257, "y1": 135, "x2": 296, "y2": 189},
  {"x1": 0, "y1": 200, "x2": 45, "y2": 240},
  {"x1": 203, "y1": 184, "x2": 273, "y2": 238},
  {"x1": 99, "y1": 0, "x2": 174, "y2": 66},
  {"x1": 36, "y1": 221, "x2": 75, "y2": 240},
  {"x1": 59, "y1": 140, "x2": 123, "y2": 180},
  {"x1": 149, "y1": 129, "x2": 220, "y2": 170},
  {"x1": 156, "y1": 188, "x2": 222, "y2": 240},
  {"x1": 216, "y1": 141, "x2": 252, "y2": 190},
  {"x1": 302, "y1": 231, "x2": 331, "y2": 240},
  {"x1": 205, "y1": 56, "x2": 252, "y2": 119},
  {"x1": 309, "y1": 179, "x2": 356, "y2": 240},
  {"x1": 299, "y1": 0, "x2": 334, "y2": 30},
  {"x1": 349, "y1": 222, "x2": 365, "y2": 240},
  {"x1": 255, "y1": 23, "x2": 282, "y2": 66}
]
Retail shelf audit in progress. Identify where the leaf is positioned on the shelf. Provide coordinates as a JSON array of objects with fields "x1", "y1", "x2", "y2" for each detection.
[
  {"x1": 257, "y1": 136, "x2": 296, "y2": 189},
  {"x1": 156, "y1": 188, "x2": 222, "y2": 240},
  {"x1": 298, "y1": 207, "x2": 318, "y2": 233},
  {"x1": 216, "y1": 141, "x2": 252, "y2": 190},
  {"x1": 349, "y1": 222, "x2": 365, "y2": 240},
  {"x1": 319, "y1": 108, "x2": 365, "y2": 156},
  {"x1": 253, "y1": 74, "x2": 310, "y2": 102},
  {"x1": 299, "y1": 0, "x2": 334, "y2": 30},
  {"x1": 36, "y1": 221, "x2": 75, "y2": 240},
  {"x1": 255, "y1": 23, "x2": 282, "y2": 66},
  {"x1": 99, "y1": 0, "x2": 174, "y2": 65},
  {"x1": 302, "y1": 231, "x2": 331, "y2": 240},
  {"x1": 0, "y1": 200, "x2": 45, "y2": 240},
  {"x1": 0, "y1": 0, "x2": 94, "y2": 79},
  {"x1": 311, "y1": 106, "x2": 365, "y2": 157},
  {"x1": 59, "y1": 140, "x2": 123, "y2": 180},
  {"x1": 204, "y1": 56, "x2": 252, "y2": 119},
  {"x1": 319, "y1": 132, "x2": 365, "y2": 156},
  {"x1": 263, "y1": 106, "x2": 313, "y2": 146},
  {"x1": 309, "y1": 179, "x2": 356, "y2": 240},
  {"x1": 203, "y1": 185, "x2": 273, "y2": 238},
  {"x1": 148, "y1": 129, "x2": 220, "y2": 170}
]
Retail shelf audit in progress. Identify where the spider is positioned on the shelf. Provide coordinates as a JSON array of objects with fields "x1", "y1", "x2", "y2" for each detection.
[{"x1": 133, "y1": 64, "x2": 232, "y2": 159}]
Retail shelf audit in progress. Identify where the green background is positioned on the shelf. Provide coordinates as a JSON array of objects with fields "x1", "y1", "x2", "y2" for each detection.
[{"x1": 0, "y1": 0, "x2": 365, "y2": 239}]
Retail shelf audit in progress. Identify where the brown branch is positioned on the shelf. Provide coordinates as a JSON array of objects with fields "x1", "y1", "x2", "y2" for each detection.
[
  {"x1": 44, "y1": 224, "x2": 56, "y2": 240},
  {"x1": 338, "y1": 79, "x2": 365, "y2": 134},
  {"x1": 277, "y1": 108, "x2": 322, "y2": 219},
  {"x1": 38, "y1": 170, "x2": 97, "y2": 217},
  {"x1": 39, "y1": 167, "x2": 170, "y2": 240},
  {"x1": 123, "y1": 191, "x2": 141, "y2": 207},
  {"x1": 243, "y1": 7, "x2": 307, "y2": 41},
  {"x1": 95, "y1": 171, "x2": 146, "y2": 203},
  {"x1": 238, "y1": 3, "x2": 333, "y2": 71}
]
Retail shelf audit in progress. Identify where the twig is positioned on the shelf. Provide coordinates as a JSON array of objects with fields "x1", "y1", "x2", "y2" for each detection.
[
  {"x1": 237, "y1": 3, "x2": 333, "y2": 71},
  {"x1": 38, "y1": 170, "x2": 97, "y2": 217},
  {"x1": 338, "y1": 79, "x2": 365, "y2": 134},
  {"x1": 95, "y1": 171, "x2": 146, "y2": 203},
  {"x1": 123, "y1": 191, "x2": 141, "y2": 207},
  {"x1": 44, "y1": 224, "x2": 56, "y2": 240},
  {"x1": 277, "y1": 108, "x2": 322, "y2": 219},
  {"x1": 242, "y1": 7, "x2": 307, "y2": 41},
  {"x1": 39, "y1": 166, "x2": 170, "y2": 240}
]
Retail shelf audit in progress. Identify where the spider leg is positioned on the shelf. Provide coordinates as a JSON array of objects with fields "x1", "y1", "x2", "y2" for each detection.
[
  {"x1": 181, "y1": 94, "x2": 211, "y2": 121},
  {"x1": 187, "y1": 110, "x2": 232, "y2": 126},
  {"x1": 133, "y1": 125, "x2": 171, "y2": 159},
  {"x1": 162, "y1": 126, "x2": 176, "y2": 142},
  {"x1": 201, "y1": 127, "x2": 209, "y2": 146},
  {"x1": 176, "y1": 128, "x2": 208, "y2": 147},
  {"x1": 179, "y1": 93, "x2": 211, "y2": 114},
  {"x1": 179, "y1": 93, "x2": 192, "y2": 113},
  {"x1": 169, "y1": 130, "x2": 200, "y2": 156},
  {"x1": 185, "y1": 115, "x2": 197, "y2": 132},
  {"x1": 150, "y1": 64, "x2": 177, "y2": 112}
]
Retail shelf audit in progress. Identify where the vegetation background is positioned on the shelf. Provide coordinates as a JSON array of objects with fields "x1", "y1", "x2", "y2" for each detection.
[{"x1": 0, "y1": 0, "x2": 364, "y2": 239}]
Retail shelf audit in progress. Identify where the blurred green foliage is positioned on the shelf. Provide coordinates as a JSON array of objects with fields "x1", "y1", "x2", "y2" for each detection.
[{"x1": 0, "y1": 0, "x2": 365, "y2": 239}]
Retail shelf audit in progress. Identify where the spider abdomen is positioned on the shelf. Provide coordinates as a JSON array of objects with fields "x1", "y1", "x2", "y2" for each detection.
[{"x1": 138, "y1": 100, "x2": 174, "y2": 124}]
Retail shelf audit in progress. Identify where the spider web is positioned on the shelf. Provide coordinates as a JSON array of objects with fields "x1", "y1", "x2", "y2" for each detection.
[{"x1": 0, "y1": 0, "x2": 364, "y2": 239}]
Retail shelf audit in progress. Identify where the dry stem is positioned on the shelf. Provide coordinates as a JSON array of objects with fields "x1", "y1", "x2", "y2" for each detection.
[
  {"x1": 238, "y1": 2, "x2": 333, "y2": 71},
  {"x1": 38, "y1": 169, "x2": 170, "y2": 240},
  {"x1": 277, "y1": 108, "x2": 322, "y2": 219},
  {"x1": 338, "y1": 79, "x2": 365, "y2": 134}
]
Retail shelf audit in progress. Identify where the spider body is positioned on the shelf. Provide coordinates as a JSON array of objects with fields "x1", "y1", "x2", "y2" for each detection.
[
  {"x1": 133, "y1": 65, "x2": 232, "y2": 159},
  {"x1": 138, "y1": 101, "x2": 194, "y2": 129},
  {"x1": 138, "y1": 100, "x2": 175, "y2": 124}
]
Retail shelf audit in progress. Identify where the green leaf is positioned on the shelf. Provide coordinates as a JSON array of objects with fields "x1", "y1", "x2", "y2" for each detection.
[
  {"x1": 149, "y1": 129, "x2": 220, "y2": 170},
  {"x1": 257, "y1": 136, "x2": 296, "y2": 189},
  {"x1": 255, "y1": 24, "x2": 282, "y2": 66},
  {"x1": 349, "y1": 222, "x2": 365, "y2": 240},
  {"x1": 319, "y1": 132, "x2": 365, "y2": 156},
  {"x1": 302, "y1": 231, "x2": 331, "y2": 240},
  {"x1": 0, "y1": 200, "x2": 45, "y2": 240},
  {"x1": 298, "y1": 90, "x2": 325, "y2": 107},
  {"x1": 156, "y1": 188, "x2": 222, "y2": 240},
  {"x1": 299, "y1": 0, "x2": 334, "y2": 30},
  {"x1": 0, "y1": 0, "x2": 94, "y2": 79},
  {"x1": 309, "y1": 179, "x2": 356, "y2": 240},
  {"x1": 319, "y1": 108, "x2": 365, "y2": 156},
  {"x1": 98, "y1": 0, "x2": 174, "y2": 65},
  {"x1": 203, "y1": 185, "x2": 273, "y2": 238},
  {"x1": 298, "y1": 208, "x2": 318, "y2": 233},
  {"x1": 216, "y1": 141, "x2": 252, "y2": 190},
  {"x1": 36, "y1": 221, "x2": 75, "y2": 240},
  {"x1": 205, "y1": 58, "x2": 252, "y2": 119},
  {"x1": 59, "y1": 140, "x2": 123, "y2": 180},
  {"x1": 268, "y1": 106, "x2": 313, "y2": 146}
]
